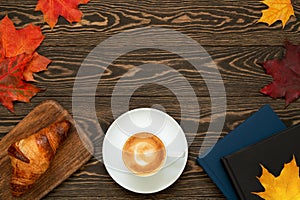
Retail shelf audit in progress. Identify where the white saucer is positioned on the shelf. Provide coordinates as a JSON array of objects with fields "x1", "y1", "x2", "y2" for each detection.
[{"x1": 102, "y1": 108, "x2": 188, "y2": 194}]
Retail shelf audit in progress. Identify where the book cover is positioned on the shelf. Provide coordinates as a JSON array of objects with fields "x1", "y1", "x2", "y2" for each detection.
[
  {"x1": 222, "y1": 123, "x2": 300, "y2": 200},
  {"x1": 196, "y1": 105, "x2": 286, "y2": 200}
]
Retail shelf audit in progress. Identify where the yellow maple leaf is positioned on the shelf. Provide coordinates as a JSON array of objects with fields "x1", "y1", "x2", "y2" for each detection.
[
  {"x1": 258, "y1": 0, "x2": 295, "y2": 28},
  {"x1": 253, "y1": 156, "x2": 300, "y2": 200}
]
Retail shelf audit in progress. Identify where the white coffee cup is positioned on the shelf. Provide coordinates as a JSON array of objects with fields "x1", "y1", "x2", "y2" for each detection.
[
  {"x1": 103, "y1": 108, "x2": 188, "y2": 193},
  {"x1": 103, "y1": 108, "x2": 187, "y2": 178}
]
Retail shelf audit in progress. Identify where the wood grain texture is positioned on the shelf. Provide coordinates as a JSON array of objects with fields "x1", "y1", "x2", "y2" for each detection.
[
  {"x1": 0, "y1": 0, "x2": 300, "y2": 199},
  {"x1": 0, "y1": 46, "x2": 290, "y2": 98},
  {"x1": 1, "y1": 0, "x2": 299, "y2": 46}
]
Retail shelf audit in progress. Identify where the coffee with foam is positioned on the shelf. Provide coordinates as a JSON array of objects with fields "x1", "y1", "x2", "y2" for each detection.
[{"x1": 122, "y1": 132, "x2": 166, "y2": 176}]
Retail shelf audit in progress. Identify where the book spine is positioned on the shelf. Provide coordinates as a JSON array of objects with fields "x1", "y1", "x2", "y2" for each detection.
[
  {"x1": 221, "y1": 157, "x2": 246, "y2": 200},
  {"x1": 197, "y1": 157, "x2": 238, "y2": 200}
]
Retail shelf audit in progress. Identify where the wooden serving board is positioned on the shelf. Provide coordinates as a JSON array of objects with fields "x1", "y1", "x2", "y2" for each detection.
[{"x1": 0, "y1": 100, "x2": 93, "y2": 200}]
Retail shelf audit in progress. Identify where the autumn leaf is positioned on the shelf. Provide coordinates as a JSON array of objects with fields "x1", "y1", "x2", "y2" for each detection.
[
  {"x1": 0, "y1": 16, "x2": 51, "y2": 112},
  {"x1": 0, "y1": 16, "x2": 44, "y2": 58},
  {"x1": 260, "y1": 41, "x2": 300, "y2": 105},
  {"x1": 258, "y1": 0, "x2": 295, "y2": 28},
  {"x1": 35, "y1": 0, "x2": 90, "y2": 29},
  {"x1": 23, "y1": 52, "x2": 51, "y2": 82},
  {"x1": 0, "y1": 54, "x2": 41, "y2": 112},
  {"x1": 253, "y1": 156, "x2": 300, "y2": 200}
]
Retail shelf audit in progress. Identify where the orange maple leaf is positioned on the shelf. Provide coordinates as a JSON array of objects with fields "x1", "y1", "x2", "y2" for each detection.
[
  {"x1": 0, "y1": 16, "x2": 51, "y2": 81},
  {"x1": 23, "y1": 52, "x2": 50, "y2": 82},
  {"x1": 258, "y1": 0, "x2": 295, "y2": 28},
  {"x1": 253, "y1": 156, "x2": 300, "y2": 200},
  {"x1": 35, "y1": 0, "x2": 90, "y2": 29},
  {"x1": 0, "y1": 16, "x2": 44, "y2": 58}
]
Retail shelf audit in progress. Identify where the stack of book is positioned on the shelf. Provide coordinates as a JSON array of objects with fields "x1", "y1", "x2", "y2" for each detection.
[{"x1": 197, "y1": 105, "x2": 300, "y2": 200}]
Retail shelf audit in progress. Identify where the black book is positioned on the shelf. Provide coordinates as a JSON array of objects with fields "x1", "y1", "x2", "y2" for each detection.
[{"x1": 222, "y1": 124, "x2": 300, "y2": 200}]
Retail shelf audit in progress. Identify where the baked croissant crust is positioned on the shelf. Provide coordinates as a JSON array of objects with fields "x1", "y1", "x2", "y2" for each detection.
[{"x1": 7, "y1": 120, "x2": 70, "y2": 196}]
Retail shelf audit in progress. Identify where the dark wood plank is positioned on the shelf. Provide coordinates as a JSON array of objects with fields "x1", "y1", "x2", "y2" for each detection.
[
  {"x1": 43, "y1": 155, "x2": 225, "y2": 199},
  {"x1": 1, "y1": 96, "x2": 299, "y2": 143},
  {"x1": 0, "y1": 0, "x2": 299, "y2": 46},
  {"x1": 0, "y1": 46, "x2": 290, "y2": 98}
]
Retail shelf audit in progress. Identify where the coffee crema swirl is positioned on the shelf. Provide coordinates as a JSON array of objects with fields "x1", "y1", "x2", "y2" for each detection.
[{"x1": 122, "y1": 132, "x2": 166, "y2": 176}]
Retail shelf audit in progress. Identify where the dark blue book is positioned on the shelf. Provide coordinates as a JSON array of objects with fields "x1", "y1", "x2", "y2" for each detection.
[{"x1": 196, "y1": 105, "x2": 286, "y2": 200}]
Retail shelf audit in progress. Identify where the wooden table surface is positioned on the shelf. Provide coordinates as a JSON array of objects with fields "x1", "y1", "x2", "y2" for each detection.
[{"x1": 1, "y1": 0, "x2": 300, "y2": 199}]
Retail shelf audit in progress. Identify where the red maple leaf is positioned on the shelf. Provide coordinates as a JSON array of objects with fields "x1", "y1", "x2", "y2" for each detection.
[
  {"x1": 35, "y1": 0, "x2": 90, "y2": 29},
  {"x1": 0, "y1": 16, "x2": 51, "y2": 112},
  {"x1": 261, "y1": 41, "x2": 300, "y2": 105},
  {"x1": 0, "y1": 54, "x2": 40, "y2": 112}
]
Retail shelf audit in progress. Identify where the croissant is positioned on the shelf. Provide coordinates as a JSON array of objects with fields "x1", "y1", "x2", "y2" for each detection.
[{"x1": 7, "y1": 120, "x2": 71, "y2": 196}]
